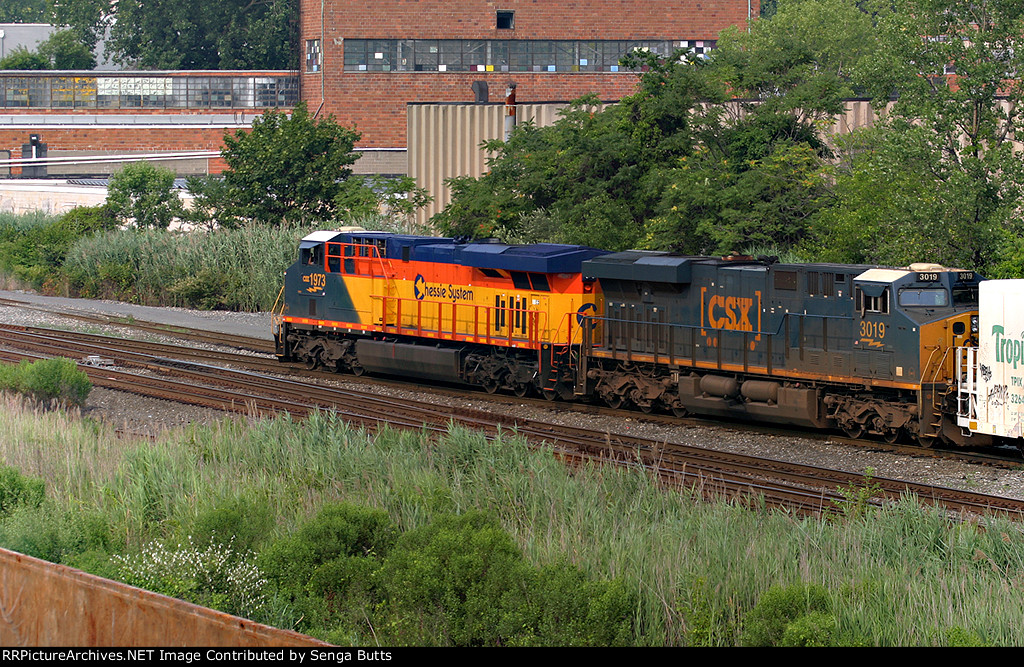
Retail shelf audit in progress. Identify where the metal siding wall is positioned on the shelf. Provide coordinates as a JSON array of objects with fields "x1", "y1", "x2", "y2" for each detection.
[
  {"x1": 0, "y1": 548, "x2": 327, "y2": 646},
  {"x1": 410, "y1": 102, "x2": 607, "y2": 229}
]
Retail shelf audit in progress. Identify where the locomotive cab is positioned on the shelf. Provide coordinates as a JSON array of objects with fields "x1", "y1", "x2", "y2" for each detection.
[{"x1": 850, "y1": 265, "x2": 982, "y2": 445}]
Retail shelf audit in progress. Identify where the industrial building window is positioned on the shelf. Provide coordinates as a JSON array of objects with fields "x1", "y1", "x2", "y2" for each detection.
[
  {"x1": 497, "y1": 11, "x2": 515, "y2": 30},
  {"x1": 340, "y1": 39, "x2": 710, "y2": 72},
  {"x1": 0, "y1": 73, "x2": 297, "y2": 109},
  {"x1": 306, "y1": 39, "x2": 322, "y2": 73}
]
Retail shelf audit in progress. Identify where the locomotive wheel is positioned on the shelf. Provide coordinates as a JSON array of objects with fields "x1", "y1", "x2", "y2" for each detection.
[
  {"x1": 671, "y1": 406, "x2": 689, "y2": 418},
  {"x1": 351, "y1": 363, "x2": 365, "y2": 377},
  {"x1": 483, "y1": 379, "x2": 500, "y2": 394},
  {"x1": 882, "y1": 428, "x2": 901, "y2": 444},
  {"x1": 843, "y1": 423, "x2": 865, "y2": 439},
  {"x1": 543, "y1": 389, "x2": 558, "y2": 401},
  {"x1": 916, "y1": 434, "x2": 935, "y2": 448},
  {"x1": 605, "y1": 395, "x2": 625, "y2": 409},
  {"x1": 638, "y1": 402, "x2": 654, "y2": 414},
  {"x1": 513, "y1": 383, "x2": 531, "y2": 398}
]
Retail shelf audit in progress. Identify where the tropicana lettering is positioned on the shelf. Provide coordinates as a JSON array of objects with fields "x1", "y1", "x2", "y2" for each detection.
[{"x1": 993, "y1": 325, "x2": 1024, "y2": 369}]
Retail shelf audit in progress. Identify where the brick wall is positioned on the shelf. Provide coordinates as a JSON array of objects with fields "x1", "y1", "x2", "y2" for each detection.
[
  {"x1": 0, "y1": 127, "x2": 233, "y2": 176},
  {"x1": 300, "y1": 0, "x2": 758, "y2": 147}
]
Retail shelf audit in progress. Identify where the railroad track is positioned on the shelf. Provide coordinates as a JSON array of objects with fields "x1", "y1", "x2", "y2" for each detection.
[
  {"x1": 0, "y1": 296, "x2": 274, "y2": 354},
  {"x1": 2, "y1": 324, "x2": 1022, "y2": 519},
  {"x1": 6, "y1": 320, "x2": 1020, "y2": 472}
]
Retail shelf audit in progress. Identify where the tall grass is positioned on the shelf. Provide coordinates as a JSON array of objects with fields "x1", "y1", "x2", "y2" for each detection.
[
  {"x1": 0, "y1": 400, "x2": 1020, "y2": 645},
  {"x1": 61, "y1": 224, "x2": 313, "y2": 310}
]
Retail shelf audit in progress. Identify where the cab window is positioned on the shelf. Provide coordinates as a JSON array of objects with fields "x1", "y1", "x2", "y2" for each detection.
[
  {"x1": 856, "y1": 287, "x2": 890, "y2": 314},
  {"x1": 899, "y1": 288, "x2": 949, "y2": 307}
]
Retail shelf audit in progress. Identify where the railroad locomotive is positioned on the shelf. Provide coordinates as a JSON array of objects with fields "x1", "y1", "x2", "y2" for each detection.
[{"x1": 274, "y1": 230, "x2": 986, "y2": 447}]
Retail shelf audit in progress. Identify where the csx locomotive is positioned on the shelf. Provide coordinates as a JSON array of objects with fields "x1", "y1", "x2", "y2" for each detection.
[{"x1": 273, "y1": 229, "x2": 986, "y2": 447}]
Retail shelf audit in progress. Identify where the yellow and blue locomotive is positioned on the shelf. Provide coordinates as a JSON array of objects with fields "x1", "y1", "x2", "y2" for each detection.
[
  {"x1": 273, "y1": 229, "x2": 608, "y2": 396},
  {"x1": 274, "y1": 231, "x2": 986, "y2": 447}
]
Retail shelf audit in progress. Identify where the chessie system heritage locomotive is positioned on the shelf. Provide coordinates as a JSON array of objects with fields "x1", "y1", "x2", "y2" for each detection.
[{"x1": 272, "y1": 229, "x2": 990, "y2": 447}]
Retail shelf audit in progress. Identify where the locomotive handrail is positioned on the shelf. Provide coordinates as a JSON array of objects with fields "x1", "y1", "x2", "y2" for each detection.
[
  {"x1": 371, "y1": 293, "x2": 546, "y2": 348},
  {"x1": 270, "y1": 285, "x2": 286, "y2": 335}
]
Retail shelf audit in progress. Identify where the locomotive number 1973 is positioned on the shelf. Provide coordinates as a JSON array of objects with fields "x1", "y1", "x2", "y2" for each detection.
[{"x1": 860, "y1": 320, "x2": 886, "y2": 339}]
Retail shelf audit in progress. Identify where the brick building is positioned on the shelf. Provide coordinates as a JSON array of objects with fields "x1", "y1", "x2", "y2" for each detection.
[
  {"x1": 0, "y1": 2, "x2": 756, "y2": 180},
  {"x1": 0, "y1": 71, "x2": 298, "y2": 177},
  {"x1": 300, "y1": 0, "x2": 758, "y2": 171}
]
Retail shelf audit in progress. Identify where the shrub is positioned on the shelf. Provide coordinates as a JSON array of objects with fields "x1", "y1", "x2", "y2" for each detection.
[
  {"x1": 189, "y1": 494, "x2": 276, "y2": 554},
  {"x1": 259, "y1": 503, "x2": 397, "y2": 598},
  {"x1": 0, "y1": 504, "x2": 115, "y2": 566},
  {"x1": 780, "y1": 610, "x2": 837, "y2": 647},
  {"x1": 114, "y1": 536, "x2": 269, "y2": 620},
  {"x1": 18, "y1": 357, "x2": 92, "y2": 408},
  {"x1": 0, "y1": 465, "x2": 45, "y2": 518},
  {"x1": 741, "y1": 583, "x2": 834, "y2": 647}
]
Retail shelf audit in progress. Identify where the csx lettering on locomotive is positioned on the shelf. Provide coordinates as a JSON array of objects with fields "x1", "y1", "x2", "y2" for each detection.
[{"x1": 705, "y1": 293, "x2": 755, "y2": 331}]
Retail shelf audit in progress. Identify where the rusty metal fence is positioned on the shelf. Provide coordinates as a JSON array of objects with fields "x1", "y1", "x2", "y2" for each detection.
[{"x1": 0, "y1": 548, "x2": 328, "y2": 647}]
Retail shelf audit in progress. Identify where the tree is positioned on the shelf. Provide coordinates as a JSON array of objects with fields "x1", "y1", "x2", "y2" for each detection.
[
  {"x1": 434, "y1": 2, "x2": 855, "y2": 254},
  {"x1": 106, "y1": 162, "x2": 183, "y2": 230},
  {"x1": 217, "y1": 103, "x2": 363, "y2": 225},
  {"x1": 0, "y1": 0, "x2": 46, "y2": 23},
  {"x1": 821, "y1": 0, "x2": 1024, "y2": 272},
  {"x1": 0, "y1": 47, "x2": 49, "y2": 71},
  {"x1": 36, "y1": 29, "x2": 96, "y2": 70},
  {"x1": 432, "y1": 95, "x2": 656, "y2": 251},
  {"x1": 47, "y1": 0, "x2": 109, "y2": 51},
  {"x1": 104, "y1": 0, "x2": 298, "y2": 70}
]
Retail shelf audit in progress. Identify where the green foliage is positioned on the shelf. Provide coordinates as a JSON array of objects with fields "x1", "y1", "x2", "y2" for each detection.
[
  {"x1": 114, "y1": 536, "x2": 269, "y2": 619},
  {"x1": 833, "y1": 468, "x2": 882, "y2": 520},
  {"x1": 0, "y1": 0, "x2": 46, "y2": 22},
  {"x1": 166, "y1": 269, "x2": 235, "y2": 310},
  {"x1": 376, "y1": 511, "x2": 533, "y2": 645},
  {"x1": 2, "y1": 402, "x2": 1024, "y2": 645},
  {"x1": 508, "y1": 561, "x2": 637, "y2": 647},
  {"x1": 259, "y1": 503, "x2": 398, "y2": 598},
  {"x1": 106, "y1": 162, "x2": 183, "y2": 230},
  {"x1": 36, "y1": 29, "x2": 96, "y2": 70},
  {"x1": 0, "y1": 209, "x2": 116, "y2": 289},
  {"x1": 188, "y1": 494, "x2": 276, "y2": 554},
  {"x1": 431, "y1": 96, "x2": 666, "y2": 250},
  {"x1": 0, "y1": 505, "x2": 115, "y2": 566},
  {"x1": 780, "y1": 610, "x2": 838, "y2": 646},
  {"x1": 0, "y1": 46, "x2": 49, "y2": 70},
  {"x1": 104, "y1": 0, "x2": 297, "y2": 69},
  {"x1": 649, "y1": 123, "x2": 831, "y2": 255},
  {"x1": 334, "y1": 175, "x2": 433, "y2": 232},
  {"x1": 818, "y1": 0, "x2": 1024, "y2": 273},
  {"x1": 217, "y1": 103, "x2": 364, "y2": 226},
  {"x1": 181, "y1": 175, "x2": 232, "y2": 230},
  {"x1": 48, "y1": 0, "x2": 108, "y2": 50},
  {"x1": 741, "y1": 583, "x2": 834, "y2": 647},
  {"x1": 0, "y1": 357, "x2": 92, "y2": 408},
  {"x1": 0, "y1": 466, "x2": 45, "y2": 518},
  {"x1": 940, "y1": 626, "x2": 990, "y2": 647},
  {"x1": 61, "y1": 223, "x2": 309, "y2": 310},
  {"x1": 678, "y1": 577, "x2": 737, "y2": 646}
]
